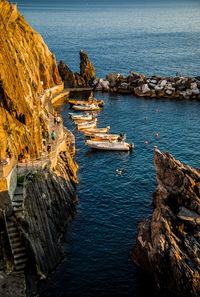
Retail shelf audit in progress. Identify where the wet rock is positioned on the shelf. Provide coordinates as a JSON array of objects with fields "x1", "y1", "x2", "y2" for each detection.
[{"x1": 132, "y1": 150, "x2": 200, "y2": 297}]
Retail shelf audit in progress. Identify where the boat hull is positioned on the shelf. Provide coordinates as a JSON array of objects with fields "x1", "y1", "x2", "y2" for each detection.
[{"x1": 86, "y1": 140, "x2": 132, "y2": 151}]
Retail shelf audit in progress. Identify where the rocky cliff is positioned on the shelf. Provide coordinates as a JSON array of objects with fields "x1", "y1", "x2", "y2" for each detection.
[
  {"x1": 132, "y1": 150, "x2": 200, "y2": 297},
  {"x1": 58, "y1": 50, "x2": 95, "y2": 88},
  {"x1": 0, "y1": 0, "x2": 62, "y2": 159},
  {"x1": 0, "y1": 1, "x2": 79, "y2": 296}
]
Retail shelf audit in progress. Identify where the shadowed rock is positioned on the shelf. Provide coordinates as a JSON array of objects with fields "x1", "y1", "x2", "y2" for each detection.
[
  {"x1": 132, "y1": 150, "x2": 200, "y2": 297},
  {"x1": 58, "y1": 50, "x2": 95, "y2": 88}
]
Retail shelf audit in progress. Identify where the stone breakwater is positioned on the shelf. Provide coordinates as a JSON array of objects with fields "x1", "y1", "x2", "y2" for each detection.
[
  {"x1": 132, "y1": 150, "x2": 200, "y2": 297},
  {"x1": 93, "y1": 72, "x2": 200, "y2": 99}
]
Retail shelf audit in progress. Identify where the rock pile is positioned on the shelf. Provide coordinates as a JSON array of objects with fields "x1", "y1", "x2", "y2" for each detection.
[
  {"x1": 132, "y1": 150, "x2": 200, "y2": 297},
  {"x1": 93, "y1": 72, "x2": 200, "y2": 99}
]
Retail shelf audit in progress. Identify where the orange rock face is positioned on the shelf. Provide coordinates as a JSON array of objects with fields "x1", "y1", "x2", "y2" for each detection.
[{"x1": 0, "y1": 0, "x2": 62, "y2": 159}]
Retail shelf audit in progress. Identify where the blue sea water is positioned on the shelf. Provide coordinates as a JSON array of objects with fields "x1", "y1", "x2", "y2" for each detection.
[{"x1": 18, "y1": 1, "x2": 200, "y2": 297}]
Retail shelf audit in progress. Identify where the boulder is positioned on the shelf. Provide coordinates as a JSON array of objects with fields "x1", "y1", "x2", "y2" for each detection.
[
  {"x1": 132, "y1": 150, "x2": 200, "y2": 297},
  {"x1": 141, "y1": 84, "x2": 150, "y2": 94},
  {"x1": 106, "y1": 73, "x2": 120, "y2": 82},
  {"x1": 101, "y1": 80, "x2": 110, "y2": 91}
]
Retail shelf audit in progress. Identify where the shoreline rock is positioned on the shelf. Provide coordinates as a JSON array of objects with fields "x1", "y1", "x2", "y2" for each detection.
[
  {"x1": 131, "y1": 150, "x2": 200, "y2": 297},
  {"x1": 58, "y1": 50, "x2": 95, "y2": 88},
  {"x1": 93, "y1": 72, "x2": 200, "y2": 100}
]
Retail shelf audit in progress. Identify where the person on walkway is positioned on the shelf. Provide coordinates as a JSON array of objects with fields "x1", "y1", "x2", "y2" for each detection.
[
  {"x1": 56, "y1": 116, "x2": 61, "y2": 124},
  {"x1": 51, "y1": 130, "x2": 55, "y2": 141},
  {"x1": 54, "y1": 114, "x2": 57, "y2": 125},
  {"x1": 47, "y1": 144, "x2": 51, "y2": 156}
]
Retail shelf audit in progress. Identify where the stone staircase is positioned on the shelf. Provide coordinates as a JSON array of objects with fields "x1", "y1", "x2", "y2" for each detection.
[
  {"x1": 5, "y1": 217, "x2": 28, "y2": 272},
  {"x1": 12, "y1": 184, "x2": 24, "y2": 218}
]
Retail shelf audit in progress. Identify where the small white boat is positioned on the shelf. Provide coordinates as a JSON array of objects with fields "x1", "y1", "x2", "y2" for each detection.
[
  {"x1": 77, "y1": 122, "x2": 97, "y2": 131},
  {"x1": 73, "y1": 115, "x2": 93, "y2": 122},
  {"x1": 70, "y1": 113, "x2": 93, "y2": 121},
  {"x1": 72, "y1": 104, "x2": 100, "y2": 111},
  {"x1": 85, "y1": 133, "x2": 121, "y2": 141},
  {"x1": 85, "y1": 140, "x2": 134, "y2": 151},
  {"x1": 75, "y1": 119, "x2": 97, "y2": 126},
  {"x1": 84, "y1": 126, "x2": 110, "y2": 133}
]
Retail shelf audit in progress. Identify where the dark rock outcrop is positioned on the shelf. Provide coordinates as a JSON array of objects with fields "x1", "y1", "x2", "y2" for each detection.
[
  {"x1": 58, "y1": 50, "x2": 95, "y2": 88},
  {"x1": 131, "y1": 150, "x2": 200, "y2": 297},
  {"x1": 58, "y1": 60, "x2": 85, "y2": 88},
  {"x1": 80, "y1": 49, "x2": 95, "y2": 86}
]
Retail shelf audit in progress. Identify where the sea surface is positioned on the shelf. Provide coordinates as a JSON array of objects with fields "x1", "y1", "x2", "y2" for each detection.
[{"x1": 19, "y1": 1, "x2": 200, "y2": 297}]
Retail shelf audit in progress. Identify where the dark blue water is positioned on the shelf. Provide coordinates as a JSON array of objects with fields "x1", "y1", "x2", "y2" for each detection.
[{"x1": 18, "y1": 2, "x2": 200, "y2": 297}]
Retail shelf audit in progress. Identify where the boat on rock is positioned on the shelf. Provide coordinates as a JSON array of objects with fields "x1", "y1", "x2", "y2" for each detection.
[
  {"x1": 85, "y1": 139, "x2": 134, "y2": 151},
  {"x1": 72, "y1": 104, "x2": 100, "y2": 111}
]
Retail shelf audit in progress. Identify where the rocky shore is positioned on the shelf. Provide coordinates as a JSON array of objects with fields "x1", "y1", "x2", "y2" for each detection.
[
  {"x1": 59, "y1": 52, "x2": 200, "y2": 100},
  {"x1": 132, "y1": 150, "x2": 200, "y2": 297},
  {"x1": 93, "y1": 72, "x2": 200, "y2": 100}
]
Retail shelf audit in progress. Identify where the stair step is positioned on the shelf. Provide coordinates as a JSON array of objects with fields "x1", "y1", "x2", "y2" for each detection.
[
  {"x1": 12, "y1": 195, "x2": 23, "y2": 202},
  {"x1": 9, "y1": 232, "x2": 19, "y2": 239},
  {"x1": 12, "y1": 241, "x2": 23, "y2": 249},
  {"x1": 14, "y1": 252, "x2": 27, "y2": 260},
  {"x1": 13, "y1": 246, "x2": 26, "y2": 254},
  {"x1": 15, "y1": 263, "x2": 26, "y2": 271},
  {"x1": 14, "y1": 187, "x2": 23, "y2": 195},
  {"x1": 14, "y1": 257, "x2": 28, "y2": 265},
  {"x1": 6, "y1": 221, "x2": 15, "y2": 227},
  {"x1": 7, "y1": 226, "x2": 18, "y2": 233},
  {"x1": 14, "y1": 207, "x2": 23, "y2": 212},
  {"x1": 12, "y1": 201, "x2": 23, "y2": 207},
  {"x1": 10, "y1": 236, "x2": 21, "y2": 243}
]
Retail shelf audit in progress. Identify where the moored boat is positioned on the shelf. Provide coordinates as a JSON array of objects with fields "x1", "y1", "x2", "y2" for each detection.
[
  {"x1": 85, "y1": 140, "x2": 134, "y2": 151},
  {"x1": 72, "y1": 104, "x2": 100, "y2": 111},
  {"x1": 75, "y1": 119, "x2": 97, "y2": 126},
  {"x1": 72, "y1": 115, "x2": 93, "y2": 121},
  {"x1": 68, "y1": 99, "x2": 104, "y2": 107},
  {"x1": 84, "y1": 126, "x2": 110, "y2": 133},
  {"x1": 77, "y1": 122, "x2": 97, "y2": 131},
  {"x1": 85, "y1": 133, "x2": 121, "y2": 141}
]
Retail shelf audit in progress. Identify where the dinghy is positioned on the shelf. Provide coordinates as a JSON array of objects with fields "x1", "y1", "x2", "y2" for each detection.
[
  {"x1": 72, "y1": 104, "x2": 100, "y2": 111},
  {"x1": 85, "y1": 140, "x2": 134, "y2": 151},
  {"x1": 75, "y1": 119, "x2": 97, "y2": 126},
  {"x1": 72, "y1": 114, "x2": 93, "y2": 121},
  {"x1": 84, "y1": 126, "x2": 110, "y2": 133},
  {"x1": 68, "y1": 99, "x2": 104, "y2": 107},
  {"x1": 85, "y1": 133, "x2": 121, "y2": 141},
  {"x1": 77, "y1": 122, "x2": 97, "y2": 131}
]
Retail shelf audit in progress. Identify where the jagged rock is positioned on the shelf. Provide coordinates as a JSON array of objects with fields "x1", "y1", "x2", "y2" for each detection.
[
  {"x1": 58, "y1": 60, "x2": 85, "y2": 88},
  {"x1": 132, "y1": 150, "x2": 200, "y2": 297},
  {"x1": 58, "y1": 50, "x2": 95, "y2": 88},
  {"x1": 80, "y1": 50, "x2": 95, "y2": 86}
]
